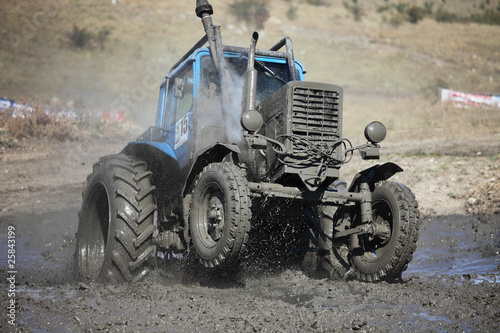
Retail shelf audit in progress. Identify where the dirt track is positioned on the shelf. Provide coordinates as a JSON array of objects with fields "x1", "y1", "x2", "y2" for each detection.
[{"x1": 0, "y1": 134, "x2": 499, "y2": 332}]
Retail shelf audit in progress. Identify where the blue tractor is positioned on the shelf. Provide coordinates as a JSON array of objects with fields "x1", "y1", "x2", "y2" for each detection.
[{"x1": 75, "y1": 0, "x2": 419, "y2": 284}]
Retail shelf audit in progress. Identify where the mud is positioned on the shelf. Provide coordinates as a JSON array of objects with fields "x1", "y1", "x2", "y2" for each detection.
[{"x1": 0, "y1": 136, "x2": 499, "y2": 332}]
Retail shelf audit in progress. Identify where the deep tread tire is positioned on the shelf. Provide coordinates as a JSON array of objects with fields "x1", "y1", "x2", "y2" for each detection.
[
  {"x1": 318, "y1": 206, "x2": 350, "y2": 279},
  {"x1": 189, "y1": 162, "x2": 251, "y2": 268},
  {"x1": 75, "y1": 154, "x2": 157, "y2": 283},
  {"x1": 351, "y1": 181, "x2": 419, "y2": 282}
]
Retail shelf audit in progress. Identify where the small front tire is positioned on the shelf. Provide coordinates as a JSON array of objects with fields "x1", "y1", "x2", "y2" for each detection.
[
  {"x1": 189, "y1": 162, "x2": 251, "y2": 268},
  {"x1": 350, "y1": 181, "x2": 419, "y2": 282}
]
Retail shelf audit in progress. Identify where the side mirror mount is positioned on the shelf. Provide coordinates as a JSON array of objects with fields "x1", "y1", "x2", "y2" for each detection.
[{"x1": 174, "y1": 78, "x2": 185, "y2": 99}]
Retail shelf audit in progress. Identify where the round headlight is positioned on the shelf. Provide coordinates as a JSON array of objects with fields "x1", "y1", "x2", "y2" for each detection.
[
  {"x1": 364, "y1": 121, "x2": 386, "y2": 144},
  {"x1": 241, "y1": 110, "x2": 263, "y2": 132}
]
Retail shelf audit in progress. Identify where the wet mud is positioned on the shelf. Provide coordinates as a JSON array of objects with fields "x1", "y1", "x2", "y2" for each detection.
[{"x1": 1, "y1": 206, "x2": 499, "y2": 332}]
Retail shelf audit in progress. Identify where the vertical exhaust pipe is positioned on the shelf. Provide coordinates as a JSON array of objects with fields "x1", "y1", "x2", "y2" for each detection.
[
  {"x1": 196, "y1": 0, "x2": 238, "y2": 141},
  {"x1": 196, "y1": 0, "x2": 224, "y2": 71},
  {"x1": 195, "y1": 2, "x2": 261, "y2": 136},
  {"x1": 243, "y1": 32, "x2": 259, "y2": 115},
  {"x1": 241, "y1": 32, "x2": 263, "y2": 133},
  {"x1": 195, "y1": 0, "x2": 213, "y2": 18},
  {"x1": 196, "y1": 0, "x2": 218, "y2": 68}
]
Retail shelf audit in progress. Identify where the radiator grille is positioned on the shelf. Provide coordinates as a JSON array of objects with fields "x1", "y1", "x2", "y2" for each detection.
[{"x1": 291, "y1": 87, "x2": 340, "y2": 154}]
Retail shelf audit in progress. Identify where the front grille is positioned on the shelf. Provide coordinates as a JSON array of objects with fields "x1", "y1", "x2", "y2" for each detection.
[{"x1": 291, "y1": 87, "x2": 341, "y2": 154}]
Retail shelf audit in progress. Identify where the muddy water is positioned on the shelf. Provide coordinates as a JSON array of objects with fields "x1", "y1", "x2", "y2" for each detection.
[
  {"x1": 1, "y1": 209, "x2": 499, "y2": 332},
  {"x1": 405, "y1": 214, "x2": 499, "y2": 279}
]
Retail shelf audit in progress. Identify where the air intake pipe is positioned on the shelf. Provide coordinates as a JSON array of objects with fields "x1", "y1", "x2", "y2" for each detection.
[
  {"x1": 196, "y1": 0, "x2": 223, "y2": 71},
  {"x1": 241, "y1": 32, "x2": 263, "y2": 133},
  {"x1": 196, "y1": 1, "x2": 217, "y2": 66},
  {"x1": 196, "y1": 0, "x2": 239, "y2": 140}
]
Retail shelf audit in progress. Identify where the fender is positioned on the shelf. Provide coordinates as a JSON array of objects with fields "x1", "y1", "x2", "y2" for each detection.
[
  {"x1": 182, "y1": 142, "x2": 241, "y2": 196},
  {"x1": 122, "y1": 141, "x2": 177, "y2": 161},
  {"x1": 122, "y1": 141, "x2": 180, "y2": 182},
  {"x1": 126, "y1": 141, "x2": 177, "y2": 160},
  {"x1": 123, "y1": 126, "x2": 177, "y2": 161},
  {"x1": 122, "y1": 141, "x2": 184, "y2": 199},
  {"x1": 347, "y1": 162, "x2": 403, "y2": 192}
]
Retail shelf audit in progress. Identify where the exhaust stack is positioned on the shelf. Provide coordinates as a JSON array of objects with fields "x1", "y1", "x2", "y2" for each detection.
[
  {"x1": 196, "y1": 0, "x2": 240, "y2": 141},
  {"x1": 196, "y1": 0, "x2": 223, "y2": 71},
  {"x1": 241, "y1": 32, "x2": 263, "y2": 133}
]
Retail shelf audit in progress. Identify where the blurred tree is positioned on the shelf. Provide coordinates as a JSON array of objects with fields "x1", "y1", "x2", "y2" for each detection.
[{"x1": 230, "y1": 0, "x2": 270, "y2": 30}]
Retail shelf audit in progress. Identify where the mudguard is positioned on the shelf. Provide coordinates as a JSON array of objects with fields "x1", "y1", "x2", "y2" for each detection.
[
  {"x1": 121, "y1": 141, "x2": 180, "y2": 181},
  {"x1": 347, "y1": 162, "x2": 403, "y2": 192},
  {"x1": 182, "y1": 142, "x2": 241, "y2": 196},
  {"x1": 124, "y1": 141, "x2": 177, "y2": 161},
  {"x1": 122, "y1": 126, "x2": 177, "y2": 161}
]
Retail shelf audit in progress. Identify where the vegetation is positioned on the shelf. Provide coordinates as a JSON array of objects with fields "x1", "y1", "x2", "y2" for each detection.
[
  {"x1": 305, "y1": 0, "x2": 331, "y2": 6},
  {"x1": 470, "y1": 10, "x2": 500, "y2": 25},
  {"x1": 0, "y1": 107, "x2": 78, "y2": 146},
  {"x1": 406, "y1": 5, "x2": 424, "y2": 24},
  {"x1": 0, "y1": 101, "x2": 125, "y2": 147},
  {"x1": 66, "y1": 24, "x2": 113, "y2": 50},
  {"x1": 434, "y1": 7, "x2": 461, "y2": 23},
  {"x1": 343, "y1": 0, "x2": 365, "y2": 22},
  {"x1": 229, "y1": 0, "x2": 270, "y2": 29},
  {"x1": 286, "y1": 4, "x2": 298, "y2": 21},
  {"x1": 377, "y1": 0, "x2": 500, "y2": 26},
  {"x1": 379, "y1": 3, "x2": 426, "y2": 26}
]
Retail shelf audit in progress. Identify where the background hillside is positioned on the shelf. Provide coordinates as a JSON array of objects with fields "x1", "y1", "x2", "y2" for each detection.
[{"x1": 1, "y1": 0, "x2": 499, "y2": 140}]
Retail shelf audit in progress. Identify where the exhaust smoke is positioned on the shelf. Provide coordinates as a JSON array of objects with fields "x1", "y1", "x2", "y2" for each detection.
[{"x1": 196, "y1": 0, "x2": 261, "y2": 145}]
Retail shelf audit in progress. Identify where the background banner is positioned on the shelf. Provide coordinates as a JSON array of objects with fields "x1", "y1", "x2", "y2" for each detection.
[{"x1": 441, "y1": 88, "x2": 500, "y2": 108}]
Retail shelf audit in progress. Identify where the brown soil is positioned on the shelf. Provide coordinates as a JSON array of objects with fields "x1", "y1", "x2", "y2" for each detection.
[{"x1": 0, "y1": 134, "x2": 499, "y2": 332}]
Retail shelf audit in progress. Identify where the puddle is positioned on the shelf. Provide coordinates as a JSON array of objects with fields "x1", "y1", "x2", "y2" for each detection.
[
  {"x1": 404, "y1": 215, "x2": 500, "y2": 281},
  {"x1": 0, "y1": 209, "x2": 77, "y2": 285},
  {"x1": 16, "y1": 285, "x2": 79, "y2": 300},
  {"x1": 413, "y1": 312, "x2": 453, "y2": 325},
  {"x1": 15, "y1": 285, "x2": 81, "y2": 332}
]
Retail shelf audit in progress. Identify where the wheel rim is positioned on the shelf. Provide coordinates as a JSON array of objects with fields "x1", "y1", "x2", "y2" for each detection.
[
  {"x1": 197, "y1": 182, "x2": 225, "y2": 248},
  {"x1": 79, "y1": 182, "x2": 110, "y2": 279},
  {"x1": 360, "y1": 198, "x2": 393, "y2": 262}
]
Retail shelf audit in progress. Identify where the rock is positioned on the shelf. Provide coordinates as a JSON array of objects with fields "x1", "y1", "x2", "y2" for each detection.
[{"x1": 468, "y1": 197, "x2": 478, "y2": 205}]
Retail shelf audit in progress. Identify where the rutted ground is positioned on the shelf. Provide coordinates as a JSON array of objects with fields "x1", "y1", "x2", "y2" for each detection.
[{"x1": 0, "y1": 134, "x2": 499, "y2": 332}]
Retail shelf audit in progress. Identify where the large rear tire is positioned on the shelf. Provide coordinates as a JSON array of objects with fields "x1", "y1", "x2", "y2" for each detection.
[
  {"x1": 350, "y1": 181, "x2": 419, "y2": 282},
  {"x1": 189, "y1": 162, "x2": 251, "y2": 268},
  {"x1": 75, "y1": 154, "x2": 157, "y2": 283}
]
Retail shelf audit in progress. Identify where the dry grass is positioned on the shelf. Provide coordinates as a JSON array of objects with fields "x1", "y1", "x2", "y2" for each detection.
[
  {"x1": 0, "y1": 101, "x2": 136, "y2": 148},
  {"x1": 342, "y1": 94, "x2": 500, "y2": 143},
  {"x1": 0, "y1": 105, "x2": 85, "y2": 147}
]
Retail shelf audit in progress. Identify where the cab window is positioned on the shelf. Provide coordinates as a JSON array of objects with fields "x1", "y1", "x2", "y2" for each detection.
[
  {"x1": 169, "y1": 67, "x2": 194, "y2": 127},
  {"x1": 155, "y1": 85, "x2": 166, "y2": 128},
  {"x1": 200, "y1": 55, "x2": 293, "y2": 105}
]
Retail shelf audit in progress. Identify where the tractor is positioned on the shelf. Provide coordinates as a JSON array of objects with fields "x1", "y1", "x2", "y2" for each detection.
[{"x1": 75, "y1": 0, "x2": 419, "y2": 284}]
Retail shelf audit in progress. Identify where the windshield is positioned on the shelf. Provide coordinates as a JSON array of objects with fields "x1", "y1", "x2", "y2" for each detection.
[{"x1": 200, "y1": 55, "x2": 293, "y2": 105}]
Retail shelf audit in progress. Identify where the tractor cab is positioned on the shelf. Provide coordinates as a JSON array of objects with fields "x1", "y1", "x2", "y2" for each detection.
[{"x1": 151, "y1": 47, "x2": 306, "y2": 170}]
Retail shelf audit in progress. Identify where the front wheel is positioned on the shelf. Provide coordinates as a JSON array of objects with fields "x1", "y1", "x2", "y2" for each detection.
[
  {"x1": 189, "y1": 162, "x2": 251, "y2": 268},
  {"x1": 350, "y1": 181, "x2": 419, "y2": 282}
]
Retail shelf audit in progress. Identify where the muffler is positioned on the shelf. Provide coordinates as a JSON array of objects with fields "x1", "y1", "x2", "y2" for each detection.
[{"x1": 241, "y1": 32, "x2": 263, "y2": 133}]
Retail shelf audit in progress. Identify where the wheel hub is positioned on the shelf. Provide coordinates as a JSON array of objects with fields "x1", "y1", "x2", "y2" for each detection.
[
  {"x1": 370, "y1": 216, "x2": 391, "y2": 245},
  {"x1": 207, "y1": 197, "x2": 224, "y2": 241}
]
